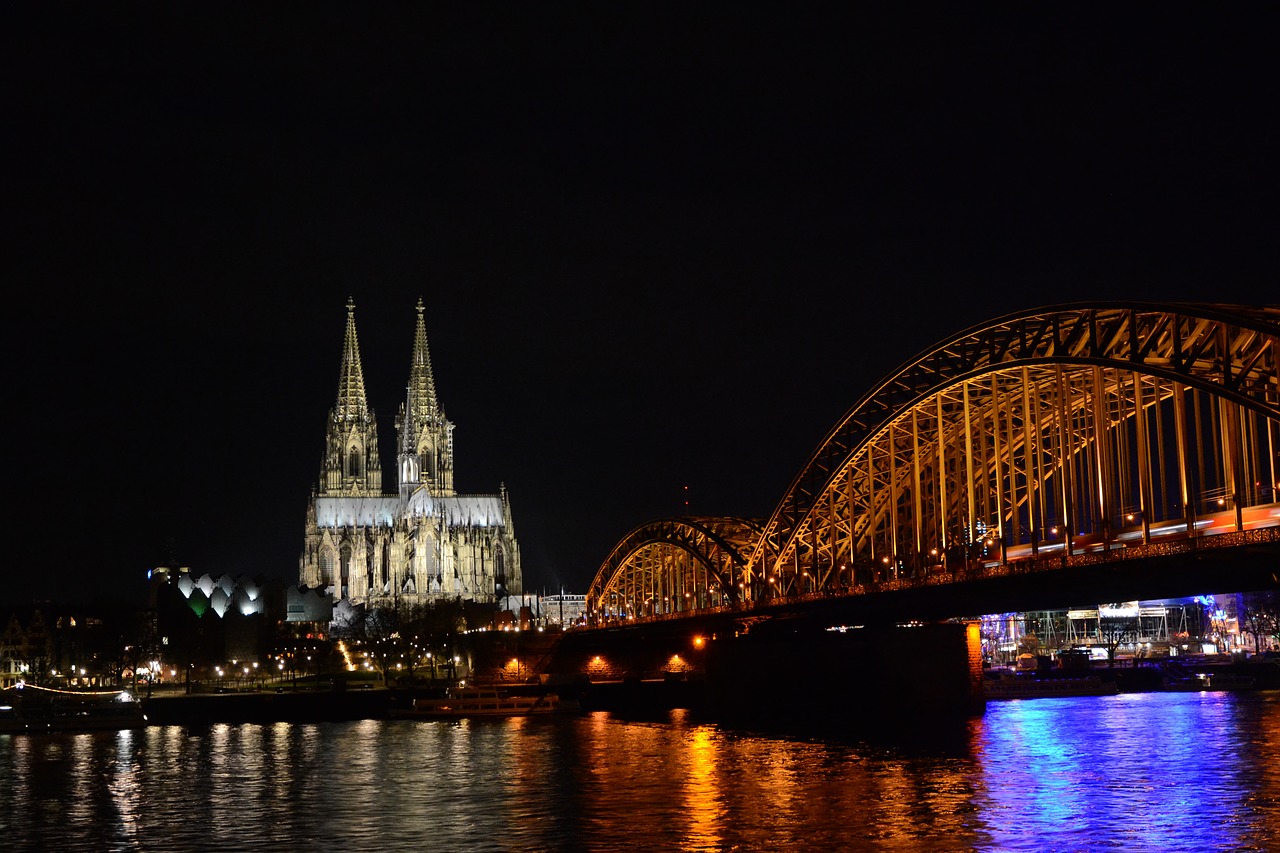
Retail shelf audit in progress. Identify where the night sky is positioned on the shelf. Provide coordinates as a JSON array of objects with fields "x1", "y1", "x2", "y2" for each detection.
[{"x1": 9, "y1": 6, "x2": 1277, "y2": 606}]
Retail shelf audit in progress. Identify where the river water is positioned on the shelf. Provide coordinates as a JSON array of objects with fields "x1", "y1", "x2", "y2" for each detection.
[{"x1": 2, "y1": 690, "x2": 1278, "y2": 852}]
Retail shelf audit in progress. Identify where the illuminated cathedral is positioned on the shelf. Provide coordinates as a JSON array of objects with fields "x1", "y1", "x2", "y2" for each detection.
[{"x1": 299, "y1": 299, "x2": 521, "y2": 607}]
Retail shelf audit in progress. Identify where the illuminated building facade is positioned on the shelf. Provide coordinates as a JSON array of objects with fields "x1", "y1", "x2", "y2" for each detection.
[{"x1": 299, "y1": 299, "x2": 521, "y2": 607}]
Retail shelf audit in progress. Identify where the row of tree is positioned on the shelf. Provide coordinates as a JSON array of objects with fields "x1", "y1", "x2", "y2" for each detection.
[{"x1": 338, "y1": 597, "x2": 498, "y2": 683}]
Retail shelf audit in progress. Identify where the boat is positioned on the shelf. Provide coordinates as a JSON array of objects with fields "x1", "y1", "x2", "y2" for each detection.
[
  {"x1": 982, "y1": 674, "x2": 1119, "y2": 700},
  {"x1": 391, "y1": 685, "x2": 581, "y2": 719},
  {"x1": 1163, "y1": 671, "x2": 1257, "y2": 692},
  {"x1": 0, "y1": 684, "x2": 149, "y2": 733}
]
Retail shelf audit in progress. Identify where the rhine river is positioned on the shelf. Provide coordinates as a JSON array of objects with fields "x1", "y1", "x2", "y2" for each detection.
[{"x1": 2, "y1": 690, "x2": 1278, "y2": 852}]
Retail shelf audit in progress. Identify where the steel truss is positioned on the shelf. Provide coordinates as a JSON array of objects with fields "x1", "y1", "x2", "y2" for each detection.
[
  {"x1": 588, "y1": 517, "x2": 762, "y2": 620},
  {"x1": 586, "y1": 303, "x2": 1279, "y2": 620}
]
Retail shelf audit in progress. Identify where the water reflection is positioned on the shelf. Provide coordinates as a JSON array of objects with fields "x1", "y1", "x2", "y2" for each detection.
[
  {"x1": 66, "y1": 734, "x2": 94, "y2": 834},
  {"x1": 108, "y1": 729, "x2": 142, "y2": 847},
  {"x1": 974, "y1": 692, "x2": 1280, "y2": 853},
  {"x1": 0, "y1": 692, "x2": 1276, "y2": 852},
  {"x1": 681, "y1": 722, "x2": 723, "y2": 851}
]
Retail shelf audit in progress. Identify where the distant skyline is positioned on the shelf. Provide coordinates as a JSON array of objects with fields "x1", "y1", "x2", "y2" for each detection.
[{"x1": 9, "y1": 7, "x2": 1277, "y2": 604}]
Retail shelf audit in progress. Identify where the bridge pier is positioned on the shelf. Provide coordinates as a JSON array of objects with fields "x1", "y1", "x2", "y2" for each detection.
[
  {"x1": 703, "y1": 621, "x2": 984, "y2": 725},
  {"x1": 540, "y1": 619, "x2": 984, "y2": 725}
]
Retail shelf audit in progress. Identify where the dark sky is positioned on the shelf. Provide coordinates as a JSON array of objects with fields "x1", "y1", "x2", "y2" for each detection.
[{"x1": 8, "y1": 6, "x2": 1277, "y2": 605}]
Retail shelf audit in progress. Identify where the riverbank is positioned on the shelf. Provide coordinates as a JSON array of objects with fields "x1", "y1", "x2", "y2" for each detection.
[
  {"x1": 143, "y1": 687, "x2": 395, "y2": 725},
  {"x1": 985, "y1": 658, "x2": 1280, "y2": 696},
  {"x1": 137, "y1": 658, "x2": 1280, "y2": 726},
  {"x1": 140, "y1": 678, "x2": 660, "y2": 725}
]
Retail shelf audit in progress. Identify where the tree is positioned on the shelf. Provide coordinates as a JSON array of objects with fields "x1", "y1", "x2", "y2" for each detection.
[
  {"x1": 1238, "y1": 591, "x2": 1280, "y2": 653},
  {"x1": 1098, "y1": 616, "x2": 1138, "y2": 667},
  {"x1": 344, "y1": 598, "x2": 446, "y2": 683},
  {"x1": 413, "y1": 599, "x2": 474, "y2": 681},
  {"x1": 347, "y1": 601, "x2": 404, "y2": 683},
  {"x1": 341, "y1": 597, "x2": 491, "y2": 684},
  {"x1": 118, "y1": 609, "x2": 160, "y2": 695},
  {"x1": 155, "y1": 584, "x2": 225, "y2": 693}
]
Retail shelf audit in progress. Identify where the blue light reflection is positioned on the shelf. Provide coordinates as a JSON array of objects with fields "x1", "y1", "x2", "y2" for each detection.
[{"x1": 974, "y1": 691, "x2": 1275, "y2": 852}]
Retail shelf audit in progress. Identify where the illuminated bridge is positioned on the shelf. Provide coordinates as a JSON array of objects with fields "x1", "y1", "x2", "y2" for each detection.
[{"x1": 584, "y1": 302, "x2": 1279, "y2": 630}]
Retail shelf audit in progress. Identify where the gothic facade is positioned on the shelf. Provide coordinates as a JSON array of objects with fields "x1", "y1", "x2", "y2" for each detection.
[{"x1": 299, "y1": 299, "x2": 521, "y2": 607}]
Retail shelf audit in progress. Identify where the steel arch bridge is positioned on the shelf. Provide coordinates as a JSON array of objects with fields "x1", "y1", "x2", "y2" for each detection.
[
  {"x1": 586, "y1": 302, "x2": 1280, "y2": 623},
  {"x1": 589, "y1": 517, "x2": 764, "y2": 620}
]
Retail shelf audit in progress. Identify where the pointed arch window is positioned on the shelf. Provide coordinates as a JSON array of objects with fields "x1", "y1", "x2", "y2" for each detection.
[
  {"x1": 347, "y1": 445, "x2": 363, "y2": 479},
  {"x1": 320, "y1": 549, "x2": 336, "y2": 587},
  {"x1": 423, "y1": 534, "x2": 439, "y2": 582},
  {"x1": 339, "y1": 543, "x2": 352, "y2": 588},
  {"x1": 419, "y1": 439, "x2": 435, "y2": 482}
]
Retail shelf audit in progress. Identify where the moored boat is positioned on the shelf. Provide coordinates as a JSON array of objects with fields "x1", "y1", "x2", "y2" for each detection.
[
  {"x1": 391, "y1": 686, "x2": 581, "y2": 719},
  {"x1": 982, "y1": 674, "x2": 1119, "y2": 700},
  {"x1": 0, "y1": 684, "x2": 148, "y2": 733},
  {"x1": 1163, "y1": 671, "x2": 1257, "y2": 692}
]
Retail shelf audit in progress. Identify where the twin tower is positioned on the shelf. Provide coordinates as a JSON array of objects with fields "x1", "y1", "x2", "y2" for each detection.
[{"x1": 299, "y1": 299, "x2": 521, "y2": 606}]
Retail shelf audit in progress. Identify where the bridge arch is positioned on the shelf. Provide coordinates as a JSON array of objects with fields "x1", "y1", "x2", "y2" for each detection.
[
  {"x1": 751, "y1": 302, "x2": 1279, "y2": 590},
  {"x1": 586, "y1": 517, "x2": 762, "y2": 621},
  {"x1": 584, "y1": 302, "x2": 1278, "y2": 621}
]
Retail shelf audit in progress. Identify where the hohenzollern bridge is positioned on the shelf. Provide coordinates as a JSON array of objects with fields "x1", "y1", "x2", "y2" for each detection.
[{"x1": 584, "y1": 302, "x2": 1279, "y2": 629}]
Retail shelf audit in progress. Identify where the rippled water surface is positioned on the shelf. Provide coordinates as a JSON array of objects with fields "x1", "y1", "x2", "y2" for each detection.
[{"x1": 2, "y1": 691, "x2": 1278, "y2": 852}]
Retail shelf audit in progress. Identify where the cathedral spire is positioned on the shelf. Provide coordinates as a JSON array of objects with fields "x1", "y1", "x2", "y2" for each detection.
[
  {"x1": 397, "y1": 297, "x2": 455, "y2": 497},
  {"x1": 406, "y1": 297, "x2": 441, "y2": 423},
  {"x1": 335, "y1": 297, "x2": 370, "y2": 422},
  {"x1": 320, "y1": 298, "x2": 382, "y2": 498}
]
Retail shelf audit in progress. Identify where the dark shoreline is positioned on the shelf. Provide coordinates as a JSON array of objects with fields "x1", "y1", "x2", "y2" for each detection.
[
  {"x1": 137, "y1": 660, "x2": 1280, "y2": 727},
  {"x1": 143, "y1": 688, "x2": 396, "y2": 726}
]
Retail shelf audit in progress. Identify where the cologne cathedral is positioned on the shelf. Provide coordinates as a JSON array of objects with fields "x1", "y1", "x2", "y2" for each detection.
[{"x1": 299, "y1": 299, "x2": 521, "y2": 607}]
